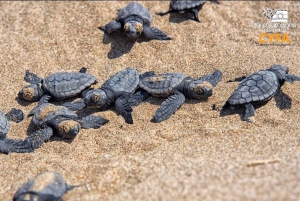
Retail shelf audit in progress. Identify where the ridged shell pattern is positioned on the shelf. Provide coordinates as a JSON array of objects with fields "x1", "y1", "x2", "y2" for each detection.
[{"x1": 228, "y1": 70, "x2": 279, "y2": 105}]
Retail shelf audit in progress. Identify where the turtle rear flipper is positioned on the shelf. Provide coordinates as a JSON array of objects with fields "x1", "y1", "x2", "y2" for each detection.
[
  {"x1": 24, "y1": 70, "x2": 43, "y2": 84},
  {"x1": 62, "y1": 99, "x2": 86, "y2": 111},
  {"x1": 152, "y1": 92, "x2": 185, "y2": 123},
  {"x1": 139, "y1": 71, "x2": 155, "y2": 80},
  {"x1": 115, "y1": 95, "x2": 134, "y2": 124},
  {"x1": 128, "y1": 90, "x2": 150, "y2": 106},
  {"x1": 5, "y1": 108, "x2": 24, "y2": 123},
  {"x1": 1, "y1": 127, "x2": 53, "y2": 153},
  {"x1": 143, "y1": 26, "x2": 171, "y2": 40},
  {"x1": 198, "y1": 70, "x2": 222, "y2": 87},
  {"x1": 79, "y1": 115, "x2": 109, "y2": 129},
  {"x1": 284, "y1": 74, "x2": 300, "y2": 83},
  {"x1": 99, "y1": 20, "x2": 122, "y2": 34}
]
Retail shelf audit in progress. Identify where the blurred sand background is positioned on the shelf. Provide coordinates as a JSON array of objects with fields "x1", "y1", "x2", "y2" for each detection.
[{"x1": 1, "y1": 1, "x2": 300, "y2": 200}]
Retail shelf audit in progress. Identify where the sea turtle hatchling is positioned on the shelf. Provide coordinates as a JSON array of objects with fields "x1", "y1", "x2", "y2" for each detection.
[
  {"x1": 0, "y1": 95, "x2": 108, "y2": 154},
  {"x1": 139, "y1": 70, "x2": 222, "y2": 123},
  {"x1": 99, "y1": 2, "x2": 171, "y2": 40},
  {"x1": 156, "y1": 0, "x2": 219, "y2": 22},
  {"x1": 18, "y1": 67, "x2": 97, "y2": 103},
  {"x1": 0, "y1": 108, "x2": 24, "y2": 140},
  {"x1": 13, "y1": 171, "x2": 76, "y2": 201},
  {"x1": 224, "y1": 64, "x2": 300, "y2": 122},
  {"x1": 63, "y1": 68, "x2": 154, "y2": 124}
]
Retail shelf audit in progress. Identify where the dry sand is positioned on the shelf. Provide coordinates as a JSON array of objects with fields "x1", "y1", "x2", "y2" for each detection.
[{"x1": 1, "y1": 1, "x2": 300, "y2": 200}]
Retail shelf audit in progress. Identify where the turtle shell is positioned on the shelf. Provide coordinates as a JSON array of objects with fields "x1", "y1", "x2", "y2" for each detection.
[
  {"x1": 170, "y1": 0, "x2": 206, "y2": 11},
  {"x1": 42, "y1": 71, "x2": 97, "y2": 100},
  {"x1": 228, "y1": 70, "x2": 279, "y2": 105},
  {"x1": 0, "y1": 111, "x2": 9, "y2": 139},
  {"x1": 101, "y1": 68, "x2": 140, "y2": 97},
  {"x1": 139, "y1": 72, "x2": 187, "y2": 97},
  {"x1": 117, "y1": 2, "x2": 152, "y2": 24},
  {"x1": 13, "y1": 171, "x2": 70, "y2": 201},
  {"x1": 32, "y1": 103, "x2": 77, "y2": 127}
]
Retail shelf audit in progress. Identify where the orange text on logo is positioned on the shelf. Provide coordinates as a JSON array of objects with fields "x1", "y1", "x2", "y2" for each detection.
[{"x1": 259, "y1": 33, "x2": 291, "y2": 44}]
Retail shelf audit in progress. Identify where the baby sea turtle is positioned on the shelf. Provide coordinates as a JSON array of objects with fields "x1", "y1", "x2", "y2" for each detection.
[
  {"x1": 139, "y1": 70, "x2": 222, "y2": 123},
  {"x1": 0, "y1": 108, "x2": 24, "y2": 140},
  {"x1": 0, "y1": 95, "x2": 108, "y2": 153},
  {"x1": 63, "y1": 68, "x2": 154, "y2": 124},
  {"x1": 99, "y1": 2, "x2": 171, "y2": 40},
  {"x1": 13, "y1": 171, "x2": 76, "y2": 201},
  {"x1": 18, "y1": 67, "x2": 97, "y2": 102},
  {"x1": 156, "y1": 0, "x2": 219, "y2": 22},
  {"x1": 224, "y1": 65, "x2": 300, "y2": 122}
]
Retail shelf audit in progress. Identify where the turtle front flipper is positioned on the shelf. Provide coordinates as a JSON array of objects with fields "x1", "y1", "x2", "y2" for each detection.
[
  {"x1": 5, "y1": 108, "x2": 24, "y2": 123},
  {"x1": 28, "y1": 95, "x2": 51, "y2": 116},
  {"x1": 284, "y1": 74, "x2": 300, "y2": 83},
  {"x1": 79, "y1": 115, "x2": 109, "y2": 129},
  {"x1": 155, "y1": 9, "x2": 174, "y2": 16},
  {"x1": 1, "y1": 127, "x2": 53, "y2": 153},
  {"x1": 198, "y1": 70, "x2": 223, "y2": 87},
  {"x1": 99, "y1": 20, "x2": 122, "y2": 35},
  {"x1": 152, "y1": 92, "x2": 185, "y2": 123},
  {"x1": 24, "y1": 70, "x2": 42, "y2": 84},
  {"x1": 143, "y1": 26, "x2": 171, "y2": 40},
  {"x1": 0, "y1": 139, "x2": 23, "y2": 154},
  {"x1": 62, "y1": 99, "x2": 86, "y2": 111},
  {"x1": 115, "y1": 95, "x2": 134, "y2": 124},
  {"x1": 242, "y1": 103, "x2": 255, "y2": 123}
]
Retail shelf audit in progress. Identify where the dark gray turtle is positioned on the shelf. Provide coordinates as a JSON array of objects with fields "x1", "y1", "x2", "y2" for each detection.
[
  {"x1": 156, "y1": 0, "x2": 219, "y2": 22},
  {"x1": 13, "y1": 171, "x2": 76, "y2": 201},
  {"x1": 139, "y1": 70, "x2": 222, "y2": 123},
  {"x1": 0, "y1": 108, "x2": 24, "y2": 140},
  {"x1": 99, "y1": 2, "x2": 171, "y2": 40},
  {"x1": 63, "y1": 68, "x2": 154, "y2": 124},
  {"x1": 18, "y1": 67, "x2": 97, "y2": 102},
  {"x1": 0, "y1": 95, "x2": 108, "y2": 154},
  {"x1": 224, "y1": 65, "x2": 300, "y2": 122}
]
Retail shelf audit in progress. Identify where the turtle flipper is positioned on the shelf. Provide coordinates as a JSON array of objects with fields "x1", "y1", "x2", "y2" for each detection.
[
  {"x1": 24, "y1": 70, "x2": 42, "y2": 84},
  {"x1": 79, "y1": 67, "x2": 87, "y2": 73},
  {"x1": 284, "y1": 74, "x2": 300, "y2": 83},
  {"x1": 242, "y1": 103, "x2": 255, "y2": 123},
  {"x1": 127, "y1": 90, "x2": 150, "y2": 106},
  {"x1": 0, "y1": 139, "x2": 23, "y2": 154},
  {"x1": 115, "y1": 95, "x2": 134, "y2": 124},
  {"x1": 155, "y1": 9, "x2": 174, "y2": 16},
  {"x1": 99, "y1": 20, "x2": 122, "y2": 35},
  {"x1": 79, "y1": 115, "x2": 109, "y2": 129},
  {"x1": 191, "y1": 8, "x2": 201, "y2": 22},
  {"x1": 62, "y1": 99, "x2": 86, "y2": 111},
  {"x1": 227, "y1": 76, "x2": 246, "y2": 83},
  {"x1": 28, "y1": 95, "x2": 51, "y2": 116},
  {"x1": 143, "y1": 26, "x2": 171, "y2": 40},
  {"x1": 152, "y1": 92, "x2": 185, "y2": 123},
  {"x1": 1, "y1": 127, "x2": 53, "y2": 153},
  {"x1": 5, "y1": 108, "x2": 24, "y2": 123},
  {"x1": 139, "y1": 71, "x2": 155, "y2": 80},
  {"x1": 199, "y1": 70, "x2": 223, "y2": 87}
]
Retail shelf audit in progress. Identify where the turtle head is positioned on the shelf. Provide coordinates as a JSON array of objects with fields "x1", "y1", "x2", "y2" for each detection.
[
  {"x1": 190, "y1": 81, "x2": 213, "y2": 99},
  {"x1": 18, "y1": 84, "x2": 44, "y2": 101},
  {"x1": 58, "y1": 120, "x2": 80, "y2": 139},
  {"x1": 124, "y1": 21, "x2": 143, "y2": 38},
  {"x1": 84, "y1": 89, "x2": 107, "y2": 107},
  {"x1": 268, "y1": 64, "x2": 288, "y2": 81}
]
